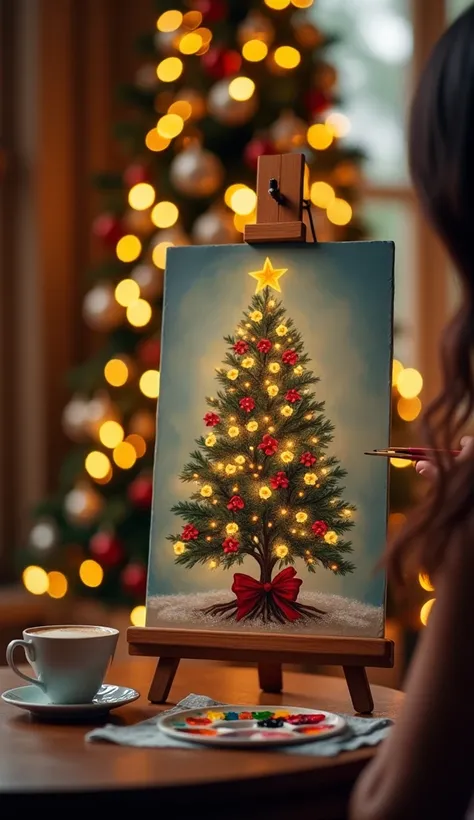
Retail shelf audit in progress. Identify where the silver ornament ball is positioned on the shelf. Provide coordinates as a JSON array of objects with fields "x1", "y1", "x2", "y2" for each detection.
[{"x1": 170, "y1": 146, "x2": 224, "y2": 198}]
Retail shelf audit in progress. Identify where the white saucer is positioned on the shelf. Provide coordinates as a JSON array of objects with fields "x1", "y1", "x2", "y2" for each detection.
[{"x1": 1, "y1": 683, "x2": 140, "y2": 720}]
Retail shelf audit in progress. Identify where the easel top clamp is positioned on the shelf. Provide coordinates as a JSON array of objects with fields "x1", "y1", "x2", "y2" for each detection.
[{"x1": 244, "y1": 152, "x2": 317, "y2": 245}]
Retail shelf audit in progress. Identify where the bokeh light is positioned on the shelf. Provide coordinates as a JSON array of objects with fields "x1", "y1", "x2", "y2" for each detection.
[
  {"x1": 179, "y1": 32, "x2": 203, "y2": 54},
  {"x1": 157, "y1": 114, "x2": 184, "y2": 139},
  {"x1": 99, "y1": 420, "x2": 124, "y2": 449},
  {"x1": 85, "y1": 451, "x2": 112, "y2": 480},
  {"x1": 228, "y1": 77, "x2": 255, "y2": 101},
  {"x1": 156, "y1": 57, "x2": 183, "y2": 83},
  {"x1": 116, "y1": 235, "x2": 141, "y2": 263},
  {"x1": 264, "y1": 0, "x2": 290, "y2": 10},
  {"x1": 22, "y1": 565, "x2": 48, "y2": 595},
  {"x1": 128, "y1": 183, "x2": 155, "y2": 211},
  {"x1": 392, "y1": 358, "x2": 404, "y2": 384},
  {"x1": 47, "y1": 571, "x2": 68, "y2": 599},
  {"x1": 156, "y1": 10, "x2": 182, "y2": 32},
  {"x1": 113, "y1": 441, "x2": 137, "y2": 469},
  {"x1": 273, "y1": 46, "x2": 301, "y2": 69},
  {"x1": 397, "y1": 396, "x2": 422, "y2": 422},
  {"x1": 152, "y1": 241, "x2": 174, "y2": 269},
  {"x1": 326, "y1": 198, "x2": 352, "y2": 226},
  {"x1": 130, "y1": 605, "x2": 146, "y2": 626},
  {"x1": 79, "y1": 559, "x2": 104, "y2": 588},
  {"x1": 242, "y1": 40, "x2": 268, "y2": 62},
  {"x1": 151, "y1": 201, "x2": 179, "y2": 229},
  {"x1": 230, "y1": 187, "x2": 257, "y2": 215},
  {"x1": 125, "y1": 434, "x2": 147, "y2": 458},
  {"x1": 167, "y1": 100, "x2": 193, "y2": 121},
  {"x1": 397, "y1": 368, "x2": 423, "y2": 399},
  {"x1": 310, "y1": 181, "x2": 335, "y2": 209},
  {"x1": 126, "y1": 299, "x2": 152, "y2": 328},
  {"x1": 115, "y1": 278, "x2": 140, "y2": 307},
  {"x1": 104, "y1": 358, "x2": 129, "y2": 387},
  {"x1": 420, "y1": 598, "x2": 435, "y2": 626},
  {"x1": 145, "y1": 130, "x2": 170, "y2": 152},
  {"x1": 140, "y1": 369, "x2": 161, "y2": 398},
  {"x1": 307, "y1": 123, "x2": 334, "y2": 150}
]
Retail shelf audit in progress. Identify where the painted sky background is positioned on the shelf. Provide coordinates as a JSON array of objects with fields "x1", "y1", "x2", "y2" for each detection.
[{"x1": 147, "y1": 242, "x2": 394, "y2": 608}]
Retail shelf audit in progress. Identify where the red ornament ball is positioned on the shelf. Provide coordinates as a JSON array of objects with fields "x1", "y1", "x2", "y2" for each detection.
[
  {"x1": 89, "y1": 532, "x2": 124, "y2": 567},
  {"x1": 201, "y1": 46, "x2": 241, "y2": 79},
  {"x1": 193, "y1": 0, "x2": 227, "y2": 23},
  {"x1": 312, "y1": 520, "x2": 328, "y2": 538},
  {"x1": 244, "y1": 138, "x2": 276, "y2": 171},
  {"x1": 128, "y1": 475, "x2": 153, "y2": 509},
  {"x1": 123, "y1": 163, "x2": 151, "y2": 188},
  {"x1": 121, "y1": 562, "x2": 147, "y2": 597},
  {"x1": 92, "y1": 213, "x2": 124, "y2": 248},
  {"x1": 306, "y1": 89, "x2": 331, "y2": 116},
  {"x1": 137, "y1": 338, "x2": 161, "y2": 368}
]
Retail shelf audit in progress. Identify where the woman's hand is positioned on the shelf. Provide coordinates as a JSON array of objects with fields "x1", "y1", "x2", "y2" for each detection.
[{"x1": 415, "y1": 435, "x2": 474, "y2": 479}]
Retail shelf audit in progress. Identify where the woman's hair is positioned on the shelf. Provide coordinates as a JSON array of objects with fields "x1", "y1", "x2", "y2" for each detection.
[{"x1": 386, "y1": 4, "x2": 474, "y2": 583}]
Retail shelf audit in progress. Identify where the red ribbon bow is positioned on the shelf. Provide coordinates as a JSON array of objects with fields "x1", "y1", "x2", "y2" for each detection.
[{"x1": 231, "y1": 567, "x2": 303, "y2": 622}]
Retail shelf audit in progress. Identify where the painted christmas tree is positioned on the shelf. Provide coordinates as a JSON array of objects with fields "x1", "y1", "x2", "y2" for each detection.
[{"x1": 168, "y1": 258, "x2": 356, "y2": 625}]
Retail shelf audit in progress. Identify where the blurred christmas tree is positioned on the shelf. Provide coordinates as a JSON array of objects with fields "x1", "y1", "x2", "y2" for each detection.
[{"x1": 20, "y1": 0, "x2": 420, "y2": 624}]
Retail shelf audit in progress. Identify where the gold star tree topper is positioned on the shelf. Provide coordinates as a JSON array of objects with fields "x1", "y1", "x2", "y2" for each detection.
[{"x1": 248, "y1": 257, "x2": 288, "y2": 294}]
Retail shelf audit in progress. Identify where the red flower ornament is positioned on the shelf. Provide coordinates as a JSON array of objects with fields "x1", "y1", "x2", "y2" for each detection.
[
  {"x1": 233, "y1": 340, "x2": 249, "y2": 355},
  {"x1": 285, "y1": 389, "x2": 301, "y2": 404},
  {"x1": 258, "y1": 434, "x2": 279, "y2": 456},
  {"x1": 312, "y1": 520, "x2": 328, "y2": 538},
  {"x1": 227, "y1": 495, "x2": 245, "y2": 511},
  {"x1": 257, "y1": 339, "x2": 272, "y2": 354},
  {"x1": 300, "y1": 451, "x2": 317, "y2": 467},
  {"x1": 270, "y1": 471, "x2": 289, "y2": 489},
  {"x1": 182, "y1": 524, "x2": 199, "y2": 541},
  {"x1": 239, "y1": 396, "x2": 255, "y2": 413},
  {"x1": 222, "y1": 537, "x2": 239, "y2": 554},
  {"x1": 282, "y1": 349, "x2": 299, "y2": 366},
  {"x1": 204, "y1": 412, "x2": 220, "y2": 427}
]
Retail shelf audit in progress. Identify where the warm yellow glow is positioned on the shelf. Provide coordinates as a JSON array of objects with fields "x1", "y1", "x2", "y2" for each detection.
[
  {"x1": 128, "y1": 183, "x2": 155, "y2": 211},
  {"x1": 307, "y1": 123, "x2": 334, "y2": 150},
  {"x1": 310, "y1": 181, "x2": 335, "y2": 209},
  {"x1": 130, "y1": 605, "x2": 146, "y2": 626},
  {"x1": 125, "y1": 434, "x2": 147, "y2": 458},
  {"x1": 126, "y1": 299, "x2": 152, "y2": 328},
  {"x1": 116, "y1": 235, "x2": 142, "y2": 263},
  {"x1": 152, "y1": 240, "x2": 174, "y2": 269},
  {"x1": 85, "y1": 451, "x2": 112, "y2": 480},
  {"x1": 274, "y1": 46, "x2": 301, "y2": 69},
  {"x1": 326, "y1": 112, "x2": 351, "y2": 138},
  {"x1": 392, "y1": 358, "x2": 404, "y2": 384},
  {"x1": 420, "y1": 598, "x2": 435, "y2": 626},
  {"x1": 156, "y1": 57, "x2": 183, "y2": 83},
  {"x1": 104, "y1": 358, "x2": 129, "y2": 387},
  {"x1": 183, "y1": 10, "x2": 203, "y2": 29},
  {"x1": 115, "y1": 278, "x2": 140, "y2": 307},
  {"x1": 275, "y1": 544, "x2": 289, "y2": 558},
  {"x1": 390, "y1": 457, "x2": 412, "y2": 469},
  {"x1": 79, "y1": 559, "x2": 104, "y2": 588},
  {"x1": 397, "y1": 367, "x2": 423, "y2": 399},
  {"x1": 140, "y1": 369, "x2": 160, "y2": 398},
  {"x1": 151, "y1": 201, "x2": 179, "y2": 229},
  {"x1": 179, "y1": 32, "x2": 203, "y2": 54},
  {"x1": 233, "y1": 210, "x2": 256, "y2": 232},
  {"x1": 230, "y1": 186, "x2": 257, "y2": 215},
  {"x1": 168, "y1": 100, "x2": 193, "y2": 121},
  {"x1": 397, "y1": 396, "x2": 422, "y2": 422},
  {"x1": 208, "y1": 559, "x2": 218, "y2": 570},
  {"x1": 99, "y1": 420, "x2": 124, "y2": 449},
  {"x1": 47, "y1": 571, "x2": 68, "y2": 599},
  {"x1": 327, "y1": 198, "x2": 353, "y2": 226},
  {"x1": 242, "y1": 39, "x2": 268, "y2": 62},
  {"x1": 157, "y1": 113, "x2": 184, "y2": 139},
  {"x1": 224, "y1": 183, "x2": 246, "y2": 207},
  {"x1": 22, "y1": 565, "x2": 48, "y2": 595},
  {"x1": 265, "y1": 0, "x2": 290, "y2": 7},
  {"x1": 291, "y1": 0, "x2": 314, "y2": 6},
  {"x1": 156, "y1": 10, "x2": 182, "y2": 32},
  {"x1": 228, "y1": 77, "x2": 255, "y2": 101},
  {"x1": 419, "y1": 572, "x2": 435, "y2": 592},
  {"x1": 113, "y1": 441, "x2": 137, "y2": 470},
  {"x1": 145, "y1": 129, "x2": 170, "y2": 152}
]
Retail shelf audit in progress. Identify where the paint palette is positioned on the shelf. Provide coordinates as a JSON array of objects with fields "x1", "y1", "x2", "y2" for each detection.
[{"x1": 157, "y1": 704, "x2": 346, "y2": 748}]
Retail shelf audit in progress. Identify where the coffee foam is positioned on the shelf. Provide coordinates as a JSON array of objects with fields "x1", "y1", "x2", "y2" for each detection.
[{"x1": 28, "y1": 626, "x2": 113, "y2": 639}]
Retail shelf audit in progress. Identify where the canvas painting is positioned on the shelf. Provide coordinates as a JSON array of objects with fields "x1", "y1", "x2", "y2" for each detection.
[{"x1": 146, "y1": 242, "x2": 394, "y2": 638}]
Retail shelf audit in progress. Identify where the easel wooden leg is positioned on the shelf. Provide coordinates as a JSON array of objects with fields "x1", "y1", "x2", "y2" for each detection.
[
  {"x1": 343, "y1": 666, "x2": 374, "y2": 714},
  {"x1": 148, "y1": 657, "x2": 180, "y2": 703},
  {"x1": 258, "y1": 663, "x2": 283, "y2": 693}
]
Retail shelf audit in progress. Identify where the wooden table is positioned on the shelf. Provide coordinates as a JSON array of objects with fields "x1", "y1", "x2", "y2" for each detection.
[{"x1": 0, "y1": 658, "x2": 403, "y2": 819}]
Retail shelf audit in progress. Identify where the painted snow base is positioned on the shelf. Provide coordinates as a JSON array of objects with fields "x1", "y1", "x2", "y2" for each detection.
[{"x1": 146, "y1": 589, "x2": 384, "y2": 637}]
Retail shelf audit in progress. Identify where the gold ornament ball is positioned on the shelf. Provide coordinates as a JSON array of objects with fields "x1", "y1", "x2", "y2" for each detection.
[
  {"x1": 86, "y1": 391, "x2": 122, "y2": 440},
  {"x1": 192, "y1": 208, "x2": 239, "y2": 245},
  {"x1": 28, "y1": 517, "x2": 59, "y2": 551},
  {"x1": 135, "y1": 63, "x2": 159, "y2": 91},
  {"x1": 82, "y1": 282, "x2": 125, "y2": 332},
  {"x1": 64, "y1": 482, "x2": 104, "y2": 527},
  {"x1": 131, "y1": 263, "x2": 164, "y2": 300},
  {"x1": 170, "y1": 145, "x2": 224, "y2": 198},
  {"x1": 237, "y1": 11, "x2": 275, "y2": 46},
  {"x1": 271, "y1": 110, "x2": 308, "y2": 153},
  {"x1": 62, "y1": 394, "x2": 91, "y2": 442},
  {"x1": 208, "y1": 79, "x2": 257, "y2": 126},
  {"x1": 129, "y1": 410, "x2": 156, "y2": 441},
  {"x1": 124, "y1": 208, "x2": 154, "y2": 237}
]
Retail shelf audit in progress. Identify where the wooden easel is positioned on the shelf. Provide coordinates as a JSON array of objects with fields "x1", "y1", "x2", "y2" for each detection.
[{"x1": 127, "y1": 152, "x2": 394, "y2": 715}]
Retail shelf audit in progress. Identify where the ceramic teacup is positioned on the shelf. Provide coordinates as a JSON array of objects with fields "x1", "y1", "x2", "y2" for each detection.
[{"x1": 6, "y1": 624, "x2": 119, "y2": 704}]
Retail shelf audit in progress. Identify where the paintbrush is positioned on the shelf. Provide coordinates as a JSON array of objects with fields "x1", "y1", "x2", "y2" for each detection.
[{"x1": 364, "y1": 447, "x2": 461, "y2": 463}]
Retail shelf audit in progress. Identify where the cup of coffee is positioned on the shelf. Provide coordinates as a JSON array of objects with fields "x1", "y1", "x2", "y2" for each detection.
[{"x1": 6, "y1": 625, "x2": 119, "y2": 704}]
